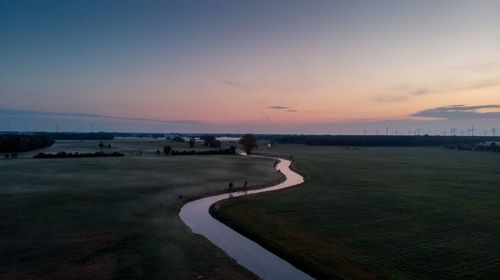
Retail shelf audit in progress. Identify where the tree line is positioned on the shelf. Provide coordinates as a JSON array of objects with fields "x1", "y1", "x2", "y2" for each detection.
[
  {"x1": 161, "y1": 146, "x2": 237, "y2": 156},
  {"x1": 33, "y1": 132, "x2": 114, "y2": 140},
  {"x1": 445, "y1": 142, "x2": 500, "y2": 153},
  {"x1": 0, "y1": 135, "x2": 55, "y2": 153},
  {"x1": 34, "y1": 151, "x2": 124, "y2": 159},
  {"x1": 272, "y1": 135, "x2": 491, "y2": 147}
]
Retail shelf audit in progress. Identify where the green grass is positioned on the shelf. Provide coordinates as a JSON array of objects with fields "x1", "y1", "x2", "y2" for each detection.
[
  {"x1": 214, "y1": 145, "x2": 500, "y2": 279},
  {"x1": 0, "y1": 140, "x2": 282, "y2": 279}
]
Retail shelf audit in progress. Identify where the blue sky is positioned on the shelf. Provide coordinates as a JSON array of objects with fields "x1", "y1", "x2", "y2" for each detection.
[{"x1": 1, "y1": 0, "x2": 499, "y2": 133}]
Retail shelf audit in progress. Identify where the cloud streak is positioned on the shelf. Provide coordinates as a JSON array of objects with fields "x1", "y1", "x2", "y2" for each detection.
[
  {"x1": 412, "y1": 105, "x2": 500, "y2": 120},
  {"x1": 224, "y1": 80, "x2": 250, "y2": 91},
  {"x1": 373, "y1": 75, "x2": 500, "y2": 103},
  {"x1": 0, "y1": 109, "x2": 204, "y2": 125},
  {"x1": 372, "y1": 86, "x2": 432, "y2": 103},
  {"x1": 268, "y1": 106, "x2": 289, "y2": 109},
  {"x1": 268, "y1": 105, "x2": 298, "y2": 112}
]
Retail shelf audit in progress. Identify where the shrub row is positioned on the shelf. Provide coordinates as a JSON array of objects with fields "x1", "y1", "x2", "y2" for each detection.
[
  {"x1": 445, "y1": 143, "x2": 500, "y2": 153},
  {"x1": 170, "y1": 146, "x2": 237, "y2": 156},
  {"x1": 275, "y1": 135, "x2": 485, "y2": 147},
  {"x1": 34, "y1": 151, "x2": 124, "y2": 159}
]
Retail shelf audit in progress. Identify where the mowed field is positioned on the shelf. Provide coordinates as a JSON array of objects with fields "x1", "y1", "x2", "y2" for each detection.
[
  {"x1": 0, "y1": 140, "x2": 282, "y2": 280},
  {"x1": 214, "y1": 145, "x2": 500, "y2": 279}
]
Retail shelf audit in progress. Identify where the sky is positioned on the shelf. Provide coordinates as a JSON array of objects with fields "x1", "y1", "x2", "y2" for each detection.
[{"x1": 1, "y1": 0, "x2": 499, "y2": 134}]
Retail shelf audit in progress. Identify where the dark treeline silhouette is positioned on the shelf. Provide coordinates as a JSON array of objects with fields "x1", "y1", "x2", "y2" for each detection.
[
  {"x1": 172, "y1": 136, "x2": 185, "y2": 142},
  {"x1": 273, "y1": 135, "x2": 500, "y2": 147},
  {"x1": 445, "y1": 142, "x2": 500, "y2": 153},
  {"x1": 200, "y1": 135, "x2": 222, "y2": 148},
  {"x1": 170, "y1": 146, "x2": 237, "y2": 156},
  {"x1": 34, "y1": 151, "x2": 124, "y2": 159},
  {"x1": 34, "y1": 132, "x2": 114, "y2": 140},
  {"x1": 113, "y1": 132, "x2": 166, "y2": 138},
  {"x1": 0, "y1": 135, "x2": 55, "y2": 153},
  {"x1": 239, "y1": 133, "x2": 258, "y2": 154}
]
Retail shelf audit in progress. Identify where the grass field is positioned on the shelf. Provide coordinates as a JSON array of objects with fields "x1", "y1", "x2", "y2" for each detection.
[
  {"x1": 214, "y1": 145, "x2": 500, "y2": 279},
  {"x1": 0, "y1": 140, "x2": 282, "y2": 279}
]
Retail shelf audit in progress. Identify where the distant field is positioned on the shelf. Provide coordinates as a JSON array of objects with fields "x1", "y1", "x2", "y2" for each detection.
[
  {"x1": 0, "y1": 140, "x2": 282, "y2": 279},
  {"x1": 215, "y1": 145, "x2": 500, "y2": 279},
  {"x1": 14, "y1": 138, "x2": 239, "y2": 158}
]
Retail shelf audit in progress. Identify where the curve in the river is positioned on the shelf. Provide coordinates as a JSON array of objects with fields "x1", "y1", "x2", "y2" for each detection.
[{"x1": 179, "y1": 155, "x2": 314, "y2": 280}]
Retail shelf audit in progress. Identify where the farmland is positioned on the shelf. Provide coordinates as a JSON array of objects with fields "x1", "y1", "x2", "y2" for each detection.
[
  {"x1": 0, "y1": 140, "x2": 282, "y2": 279},
  {"x1": 214, "y1": 145, "x2": 500, "y2": 279}
]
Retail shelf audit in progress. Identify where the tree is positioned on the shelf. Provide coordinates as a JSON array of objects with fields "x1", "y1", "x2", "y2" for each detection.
[
  {"x1": 228, "y1": 182, "x2": 234, "y2": 192},
  {"x1": 188, "y1": 137, "x2": 196, "y2": 148},
  {"x1": 172, "y1": 136, "x2": 185, "y2": 143},
  {"x1": 163, "y1": 145, "x2": 172, "y2": 155},
  {"x1": 203, "y1": 136, "x2": 221, "y2": 148},
  {"x1": 156, "y1": 149, "x2": 160, "y2": 155},
  {"x1": 98, "y1": 141, "x2": 104, "y2": 149},
  {"x1": 239, "y1": 133, "x2": 258, "y2": 154}
]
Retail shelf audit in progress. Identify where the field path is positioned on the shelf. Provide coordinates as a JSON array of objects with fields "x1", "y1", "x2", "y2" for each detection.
[{"x1": 179, "y1": 154, "x2": 313, "y2": 280}]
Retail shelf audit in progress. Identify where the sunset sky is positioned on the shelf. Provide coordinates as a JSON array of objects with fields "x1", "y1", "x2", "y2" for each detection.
[{"x1": 1, "y1": 0, "x2": 499, "y2": 134}]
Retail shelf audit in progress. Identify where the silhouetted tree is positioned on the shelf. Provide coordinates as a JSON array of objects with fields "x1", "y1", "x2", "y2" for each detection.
[
  {"x1": 188, "y1": 137, "x2": 196, "y2": 148},
  {"x1": 172, "y1": 136, "x2": 185, "y2": 143},
  {"x1": 239, "y1": 134, "x2": 258, "y2": 154},
  {"x1": 98, "y1": 141, "x2": 104, "y2": 149},
  {"x1": 230, "y1": 146, "x2": 237, "y2": 154},
  {"x1": 163, "y1": 145, "x2": 172, "y2": 155},
  {"x1": 228, "y1": 182, "x2": 234, "y2": 192},
  {"x1": 203, "y1": 136, "x2": 221, "y2": 148}
]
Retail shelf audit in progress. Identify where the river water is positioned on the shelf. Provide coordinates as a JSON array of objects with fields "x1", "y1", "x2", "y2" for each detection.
[{"x1": 179, "y1": 155, "x2": 314, "y2": 280}]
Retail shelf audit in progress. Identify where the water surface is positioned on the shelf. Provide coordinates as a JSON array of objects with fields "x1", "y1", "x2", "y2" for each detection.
[{"x1": 179, "y1": 155, "x2": 313, "y2": 280}]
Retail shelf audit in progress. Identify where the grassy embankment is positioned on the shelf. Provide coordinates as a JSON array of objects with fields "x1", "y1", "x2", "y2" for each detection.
[
  {"x1": 213, "y1": 145, "x2": 500, "y2": 279},
  {"x1": 0, "y1": 140, "x2": 283, "y2": 279}
]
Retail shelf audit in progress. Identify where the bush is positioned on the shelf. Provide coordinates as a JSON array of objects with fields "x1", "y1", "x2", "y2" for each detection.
[{"x1": 163, "y1": 145, "x2": 172, "y2": 155}]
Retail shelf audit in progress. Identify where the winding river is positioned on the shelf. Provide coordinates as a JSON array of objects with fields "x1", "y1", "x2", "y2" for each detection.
[{"x1": 179, "y1": 155, "x2": 314, "y2": 280}]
